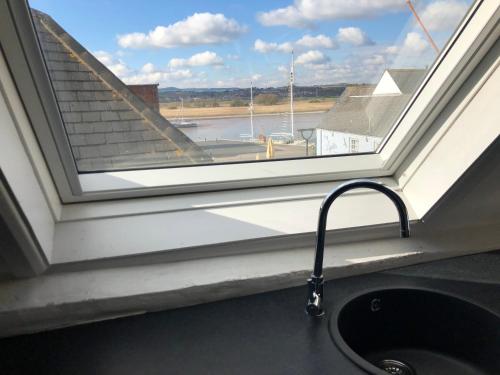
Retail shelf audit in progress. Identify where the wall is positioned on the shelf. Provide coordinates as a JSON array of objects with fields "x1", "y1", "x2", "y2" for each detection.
[
  {"x1": 425, "y1": 137, "x2": 500, "y2": 230},
  {"x1": 316, "y1": 129, "x2": 381, "y2": 155}
]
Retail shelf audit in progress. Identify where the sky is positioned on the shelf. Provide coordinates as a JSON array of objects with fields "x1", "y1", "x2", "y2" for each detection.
[{"x1": 29, "y1": 0, "x2": 472, "y2": 88}]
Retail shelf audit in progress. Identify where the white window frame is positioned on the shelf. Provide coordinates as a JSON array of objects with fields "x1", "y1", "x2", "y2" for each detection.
[
  {"x1": 1, "y1": 0, "x2": 499, "y2": 279},
  {"x1": 0, "y1": 0, "x2": 495, "y2": 204}
]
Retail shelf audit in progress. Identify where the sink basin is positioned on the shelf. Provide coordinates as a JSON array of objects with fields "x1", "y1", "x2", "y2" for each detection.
[{"x1": 330, "y1": 288, "x2": 500, "y2": 375}]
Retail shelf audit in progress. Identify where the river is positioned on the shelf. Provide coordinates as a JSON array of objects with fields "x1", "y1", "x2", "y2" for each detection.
[{"x1": 180, "y1": 112, "x2": 325, "y2": 142}]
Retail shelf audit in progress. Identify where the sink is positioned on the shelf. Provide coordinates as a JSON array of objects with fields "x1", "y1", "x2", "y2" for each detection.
[{"x1": 330, "y1": 288, "x2": 500, "y2": 375}]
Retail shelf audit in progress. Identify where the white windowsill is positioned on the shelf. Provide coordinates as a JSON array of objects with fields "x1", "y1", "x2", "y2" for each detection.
[
  {"x1": 52, "y1": 177, "x2": 417, "y2": 267},
  {"x1": 3, "y1": 220, "x2": 500, "y2": 337}
]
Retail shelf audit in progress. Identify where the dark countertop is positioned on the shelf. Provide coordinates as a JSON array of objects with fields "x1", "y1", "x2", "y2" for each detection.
[{"x1": 1, "y1": 251, "x2": 499, "y2": 375}]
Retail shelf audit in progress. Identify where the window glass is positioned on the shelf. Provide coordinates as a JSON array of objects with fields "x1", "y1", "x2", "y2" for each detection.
[{"x1": 29, "y1": 0, "x2": 473, "y2": 172}]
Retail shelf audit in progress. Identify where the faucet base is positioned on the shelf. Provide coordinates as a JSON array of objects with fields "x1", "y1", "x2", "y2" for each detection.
[{"x1": 306, "y1": 276, "x2": 324, "y2": 317}]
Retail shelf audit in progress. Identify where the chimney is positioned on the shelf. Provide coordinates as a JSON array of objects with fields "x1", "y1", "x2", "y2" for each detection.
[{"x1": 127, "y1": 84, "x2": 160, "y2": 112}]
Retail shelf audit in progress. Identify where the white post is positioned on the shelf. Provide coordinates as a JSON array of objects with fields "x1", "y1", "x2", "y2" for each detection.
[
  {"x1": 290, "y1": 51, "x2": 295, "y2": 139},
  {"x1": 180, "y1": 97, "x2": 184, "y2": 124},
  {"x1": 250, "y1": 82, "x2": 254, "y2": 140}
]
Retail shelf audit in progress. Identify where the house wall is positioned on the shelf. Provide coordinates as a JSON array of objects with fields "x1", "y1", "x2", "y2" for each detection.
[{"x1": 316, "y1": 129, "x2": 381, "y2": 155}]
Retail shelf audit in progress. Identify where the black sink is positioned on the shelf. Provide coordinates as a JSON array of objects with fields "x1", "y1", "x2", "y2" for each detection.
[{"x1": 330, "y1": 288, "x2": 500, "y2": 375}]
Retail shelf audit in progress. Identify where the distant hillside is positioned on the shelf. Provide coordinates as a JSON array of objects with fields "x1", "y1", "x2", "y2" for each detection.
[{"x1": 159, "y1": 85, "x2": 350, "y2": 103}]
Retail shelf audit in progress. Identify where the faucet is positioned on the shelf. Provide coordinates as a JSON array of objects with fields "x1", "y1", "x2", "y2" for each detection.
[{"x1": 306, "y1": 179, "x2": 410, "y2": 317}]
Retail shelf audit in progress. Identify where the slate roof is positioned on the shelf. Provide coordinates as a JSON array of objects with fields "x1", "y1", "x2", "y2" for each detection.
[
  {"x1": 386, "y1": 69, "x2": 426, "y2": 94},
  {"x1": 317, "y1": 70, "x2": 424, "y2": 138},
  {"x1": 316, "y1": 85, "x2": 378, "y2": 136},
  {"x1": 31, "y1": 9, "x2": 211, "y2": 172}
]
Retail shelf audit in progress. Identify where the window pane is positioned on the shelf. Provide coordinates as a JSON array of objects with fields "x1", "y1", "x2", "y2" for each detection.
[{"x1": 29, "y1": 0, "x2": 473, "y2": 172}]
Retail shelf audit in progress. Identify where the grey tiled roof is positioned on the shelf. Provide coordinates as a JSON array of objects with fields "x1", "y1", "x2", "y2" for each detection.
[
  {"x1": 31, "y1": 9, "x2": 211, "y2": 171},
  {"x1": 387, "y1": 69, "x2": 426, "y2": 94},
  {"x1": 317, "y1": 73, "x2": 420, "y2": 138},
  {"x1": 316, "y1": 85, "x2": 377, "y2": 136}
]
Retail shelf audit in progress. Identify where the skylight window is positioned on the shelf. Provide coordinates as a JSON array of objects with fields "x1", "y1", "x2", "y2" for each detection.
[{"x1": 27, "y1": 0, "x2": 473, "y2": 173}]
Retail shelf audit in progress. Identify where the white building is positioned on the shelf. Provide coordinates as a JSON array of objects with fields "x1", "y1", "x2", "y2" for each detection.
[{"x1": 316, "y1": 69, "x2": 426, "y2": 156}]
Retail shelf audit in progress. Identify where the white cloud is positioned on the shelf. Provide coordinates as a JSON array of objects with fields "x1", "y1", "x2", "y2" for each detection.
[
  {"x1": 254, "y1": 39, "x2": 294, "y2": 53},
  {"x1": 169, "y1": 51, "x2": 224, "y2": 68},
  {"x1": 122, "y1": 69, "x2": 194, "y2": 86},
  {"x1": 297, "y1": 0, "x2": 404, "y2": 20},
  {"x1": 295, "y1": 50, "x2": 330, "y2": 65},
  {"x1": 257, "y1": 6, "x2": 313, "y2": 28},
  {"x1": 402, "y1": 32, "x2": 428, "y2": 55},
  {"x1": 226, "y1": 54, "x2": 240, "y2": 60},
  {"x1": 385, "y1": 32, "x2": 429, "y2": 57},
  {"x1": 92, "y1": 50, "x2": 201, "y2": 87},
  {"x1": 93, "y1": 51, "x2": 131, "y2": 77},
  {"x1": 258, "y1": 0, "x2": 405, "y2": 28},
  {"x1": 277, "y1": 65, "x2": 289, "y2": 74},
  {"x1": 337, "y1": 27, "x2": 374, "y2": 46},
  {"x1": 363, "y1": 54, "x2": 385, "y2": 66},
  {"x1": 420, "y1": 0, "x2": 469, "y2": 32},
  {"x1": 296, "y1": 34, "x2": 337, "y2": 49},
  {"x1": 254, "y1": 34, "x2": 336, "y2": 54},
  {"x1": 118, "y1": 13, "x2": 247, "y2": 49},
  {"x1": 141, "y1": 63, "x2": 156, "y2": 74},
  {"x1": 385, "y1": 45, "x2": 399, "y2": 55}
]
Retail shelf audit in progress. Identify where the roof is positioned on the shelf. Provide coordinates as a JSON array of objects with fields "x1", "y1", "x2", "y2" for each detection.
[
  {"x1": 316, "y1": 85, "x2": 379, "y2": 136},
  {"x1": 317, "y1": 70, "x2": 425, "y2": 137},
  {"x1": 31, "y1": 9, "x2": 211, "y2": 172},
  {"x1": 386, "y1": 69, "x2": 426, "y2": 94}
]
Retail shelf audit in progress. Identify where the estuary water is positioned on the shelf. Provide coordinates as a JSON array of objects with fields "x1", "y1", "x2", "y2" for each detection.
[{"x1": 181, "y1": 112, "x2": 325, "y2": 142}]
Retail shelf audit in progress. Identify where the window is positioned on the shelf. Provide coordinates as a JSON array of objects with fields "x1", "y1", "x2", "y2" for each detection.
[
  {"x1": 349, "y1": 138, "x2": 359, "y2": 153},
  {"x1": 0, "y1": 0, "x2": 492, "y2": 201}
]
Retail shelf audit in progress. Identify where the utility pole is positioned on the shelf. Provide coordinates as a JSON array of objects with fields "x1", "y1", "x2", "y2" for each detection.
[
  {"x1": 290, "y1": 50, "x2": 295, "y2": 139},
  {"x1": 250, "y1": 81, "x2": 254, "y2": 140},
  {"x1": 406, "y1": 0, "x2": 439, "y2": 54}
]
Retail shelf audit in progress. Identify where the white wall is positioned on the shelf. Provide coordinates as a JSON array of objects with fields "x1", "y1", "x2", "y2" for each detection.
[{"x1": 316, "y1": 129, "x2": 381, "y2": 155}]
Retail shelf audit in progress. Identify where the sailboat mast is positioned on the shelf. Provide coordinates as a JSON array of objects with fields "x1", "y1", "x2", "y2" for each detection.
[
  {"x1": 180, "y1": 97, "x2": 184, "y2": 123},
  {"x1": 290, "y1": 51, "x2": 295, "y2": 139},
  {"x1": 250, "y1": 82, "x2": 254, "y2": 139}
]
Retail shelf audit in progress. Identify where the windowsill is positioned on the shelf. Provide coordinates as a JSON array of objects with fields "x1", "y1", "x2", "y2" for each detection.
[
  {"x1": 51, "y1": 177, "x2": 417, "y2": 267},
  {"x1": 3, "y1": 221, "x2": 500, "y2": 337}
]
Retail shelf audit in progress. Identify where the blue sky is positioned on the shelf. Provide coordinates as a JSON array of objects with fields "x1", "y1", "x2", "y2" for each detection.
[{"x1": 30, "y1": 0, "x2": 471, "y2": 88}]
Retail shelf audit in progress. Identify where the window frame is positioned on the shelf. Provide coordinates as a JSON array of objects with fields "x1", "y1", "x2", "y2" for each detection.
[{"x1": 0, "y1": 0, "x2": 496, "y2": 204}]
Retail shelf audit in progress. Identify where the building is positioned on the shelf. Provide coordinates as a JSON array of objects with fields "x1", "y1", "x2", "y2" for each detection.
[
  {"x1": 316, "y1": 69, "x2": 426, "y2": 156},
  {"x1": 31, "y1": 10, "x2": 211, "y2": 172}
]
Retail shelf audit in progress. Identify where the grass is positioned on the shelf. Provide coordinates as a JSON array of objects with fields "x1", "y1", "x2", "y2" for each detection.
[{"x1": 160, "y1": 99, "x2": 335, "y2": 119}]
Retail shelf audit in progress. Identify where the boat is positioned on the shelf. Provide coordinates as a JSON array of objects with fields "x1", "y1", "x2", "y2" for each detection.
[
  {"x1": 171, "y1": 98, "x2": 197, "y2": 128},
  {"x1": 173, "y1": 120, "x2": 197, "y2": 129}
]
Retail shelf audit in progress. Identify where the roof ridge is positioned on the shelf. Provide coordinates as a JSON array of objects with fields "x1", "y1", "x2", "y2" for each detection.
[
  {"x1": 387, "y1": 68, "x2": 427, "y2": 72},
  {"x1": 34, "y1": 10, "x2": 209, "y2": 164}
]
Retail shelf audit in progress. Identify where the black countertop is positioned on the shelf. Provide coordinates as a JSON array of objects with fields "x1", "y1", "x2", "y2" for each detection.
[{"x1": 1, "y1": 252, "x2": 499, "y2": 375}]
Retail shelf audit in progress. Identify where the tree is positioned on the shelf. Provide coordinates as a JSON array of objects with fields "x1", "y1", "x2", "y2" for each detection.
[
  {"x1": 230, "y1": 99, "x2": 246, "y2": 107},
  {"x1": 255, "y1": 94, "x2": 279, "y2": 105}
]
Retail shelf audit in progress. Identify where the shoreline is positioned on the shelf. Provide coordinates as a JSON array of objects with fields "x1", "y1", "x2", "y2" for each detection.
[
  {"x1": 160, "y1": 99, "x2": 335, "y2": 120},
  {"x1": 177, "y1": 110, "x2": 327, "y2": 121}
]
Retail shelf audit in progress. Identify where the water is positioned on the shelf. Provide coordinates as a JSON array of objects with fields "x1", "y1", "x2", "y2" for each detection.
[{"x1": 181, "y1": 112, "x2": 325, "y2": 142}]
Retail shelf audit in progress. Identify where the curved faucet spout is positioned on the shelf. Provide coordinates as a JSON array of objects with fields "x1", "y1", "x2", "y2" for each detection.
[{"x1": 306, "y1": 179, "x2": 410, "y2": 317}]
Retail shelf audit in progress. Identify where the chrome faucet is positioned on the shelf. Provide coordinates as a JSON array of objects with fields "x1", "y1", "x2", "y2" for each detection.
[{"x1": 306, "y1": 179, "x2": 410, "y2": 317}]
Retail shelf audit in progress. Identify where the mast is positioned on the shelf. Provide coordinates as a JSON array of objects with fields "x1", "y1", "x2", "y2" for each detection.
[
  {"x1": 180, "y1": 97, "x2": 184, "y2": 124},
  {"x1": 250, "y1": 81, "x2": 254, "y2": 139},
  {"x1": 290, "y1": 50, "x2": 295, "y2": 139}
]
